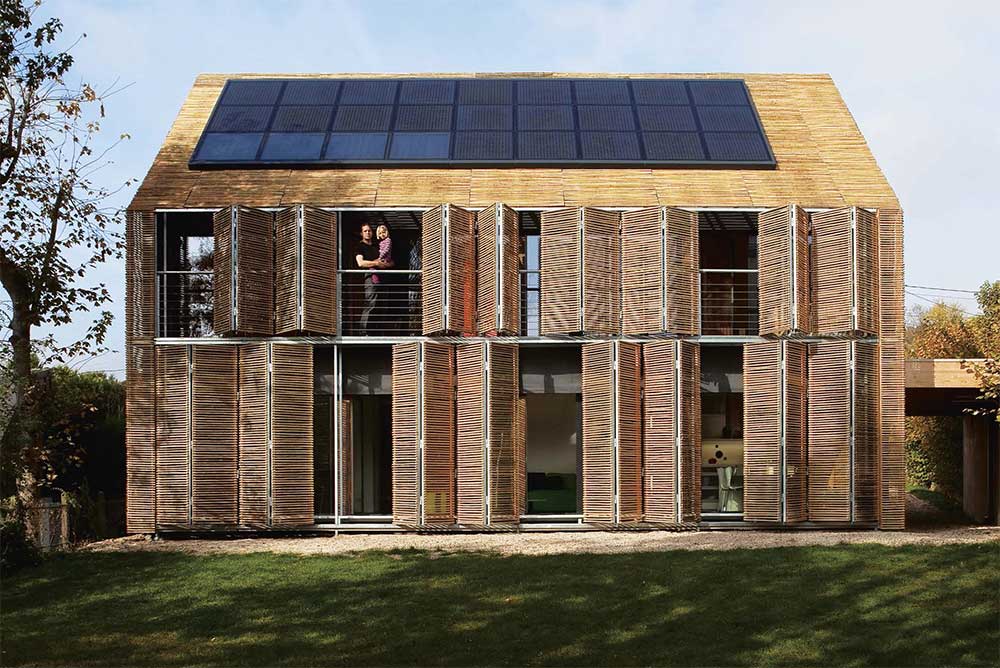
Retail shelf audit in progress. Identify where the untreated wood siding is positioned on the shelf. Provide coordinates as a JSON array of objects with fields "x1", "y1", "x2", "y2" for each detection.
[
  {"x1": 812, "y1": 206, "x2": 878, "y2": 337},
  {"x1": 476, "y1": 203, "x2": 520, "y2": 335},
  {"x1": 270, "y1": 344, "x2": 314, "y2": 526},
  {"x1": 275, "y1": 205, "x2": 338, "y2": 335},
  {"x1": 758, "y1": 204, "x2": 811, "y2": 336},
  {"x1": 125, "y1": 211, "x2": 156, "y2": 340},
  {"x1": 190, "y1": 346, "x2": 238, "y2": 528},
  {"x1": 422, "y1": 205, "x2": 475, "y2": 335},
  {"x1": 125, "y1": 343, "x2": 156, "y2": 533},
  {"x1": 213, "y1": 206, "x2": 274, "y2": 336}
]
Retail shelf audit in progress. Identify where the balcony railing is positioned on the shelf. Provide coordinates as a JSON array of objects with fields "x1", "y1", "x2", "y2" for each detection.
[
  {"x1": 339, "y1": 270, "x2": 422, "y2": 337},
  {"x1": 520, "y1": 269, "x2": 540, "y2": 336},
  {"x1": 700, "y1": 269, "x2": 759, "y2": 336},
  {"x1": 157, "y1": 272, "x2": 214, "y2": 337}
]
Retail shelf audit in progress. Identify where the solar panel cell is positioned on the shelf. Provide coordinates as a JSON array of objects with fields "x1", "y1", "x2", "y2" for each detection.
[
  {"x1": 704, "y1": 132, "x2": 770, "y2": 161},
  {"x1": 399, "y1": 80, "x2": 455, "y2": 104},
  {"x1": 517, "y1": 80, "x2": 572, "y2": 104},
  {"x1": 637, "y1": 106, "x2": 697, "y2": 132},
  {"x1": 389, "y1": 132, "x2": 451, "y2": 159},
  {"x1": 271, "y1": 106, "x2": 333, "y2": 132},
  {"x1": 457, "y1": 105, "x2": 513, "y2": 130},
  {"x1": 339, "y1": 80, "x2": 398, "y2": 105},
  {"x1": 697, "y1": 105, "x2": 759, "y2": 132},
  {"x1": 195, "y1": 133, "x2": 264, "y2": 161},
  {"x1": 578, "y1": 105, "x2": 635, "y2": 131},
  {"x1": 394, "y1": 106, "x2": 453, "y2": 131},
  {"x1": 207, "y1": 106, "x2": 273, "y2": 132},
  {"x1": 518, "y1": 132, "x2": 577, "y2": 159},
  {"x1": 453, "y1": 132, "x2": 513, "y2": 160},
  {"x1": 643, "y1": 132, "x2": 705, "y2": 160},
  {"x1": 332, "y1": 106, "x2": 393, "y2": 132},
  {"x1": 575, "y1": 80, "x2": 630, "y2": 105},
  {"x1": 280, "y1": 80, "x2": 340, "y2": 105},
  {"x1": 688, "y1": 80, "x2": 748, "y2": 105},
  {"x1": 219, "y1": 80, "x2": 283, "y2": 106},
  {"x1": 631, "y1": 80, "x2": 689, "y2": 105},
  {"x1": 458, "y1": 79, "x2": 513, "y2": 104},
  {"x1": 580, "y1": 132, "x2": 641, "y2": 160},
  {"x1": 518, "y1": 105, "x2": 575, "y2": 131},
  {"x1": 325, "y1": 133, "x2": 388, "y2": 160},
  {"x1": 260, "y1": 133, "x2": 326, "y2": 160}
]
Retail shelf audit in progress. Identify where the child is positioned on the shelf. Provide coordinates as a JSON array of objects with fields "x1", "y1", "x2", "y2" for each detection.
[{"x1": 373, "y1": 223, "x2": 392, "y2": 285}]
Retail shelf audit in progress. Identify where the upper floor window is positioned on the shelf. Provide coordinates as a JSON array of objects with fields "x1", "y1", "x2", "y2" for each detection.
[
  {"x1": 157, "y1": 212, "x2": 214, "y2": 337},
  {"x1": 519, "y1": 211, "x2": 541, "y2": 336},
  {"x1": 699, "y1": 212, "x2": 759, "y2": 336}
]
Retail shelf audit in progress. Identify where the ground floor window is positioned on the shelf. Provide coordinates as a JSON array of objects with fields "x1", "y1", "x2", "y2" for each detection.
[{"x1": 701, "y1": 345, "x2": 744, "y2": 514}]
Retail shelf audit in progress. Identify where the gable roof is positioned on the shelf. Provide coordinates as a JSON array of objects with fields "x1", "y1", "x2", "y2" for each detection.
[{"x1": 130, "y1": 72, "x2": 899, "y2": 210}]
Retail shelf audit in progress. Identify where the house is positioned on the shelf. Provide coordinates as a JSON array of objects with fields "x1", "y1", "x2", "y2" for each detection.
[{"x1": 125, "y1": 73, "x2": 905, "y2": 533}]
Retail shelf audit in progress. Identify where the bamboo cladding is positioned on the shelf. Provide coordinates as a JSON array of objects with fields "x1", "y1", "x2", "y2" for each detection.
[
  {"x1": 422, "y1": 204, "x2": 476, "y2": 335},
  {"x1": 582, "y1": 342, "x2": 615, "y2": 522},
  {"x1": 125, "y1": 343, "x2": 156, "y2": 533},
  {"x1": 877, "y1": 208, "x2": 905, "y2": 530},
  {"x1": 476, "y1": 203, "x2": 520, "y2": 335},
  {"x1": 275, "y1": 205, "x2": 338, "y2": 335},
  {"x1": 540, "y1": 207, "x2": 581, "y2": 334},
  {"x1": 125, "y1": 211, "x2": 156, "y2": 341},
  {"x1": 616, "y1": 342, "x2": 643, "y2": 523},
  {"x1": 340, "y1": 398, "x2": 354, "y2": 516},
  {"x1": 155, "y1": 345, "x2": 191, "y2": 529},
  {"x1": 239, "y1": 343, "x2": 269, "y2": 527},
  {"x1": 456, "y1": 343, "x2": 487, "y2": 525},
  {"x1": 853, "y1": 341, "x2": 879, "y2": 524},
  {"x1": 758, "y1": 205, "x2": 811, "y2": 336},
  {"x1": 190, "y1": 346, "x2": 238, "y2": 528},
  {"x1": 270, "y1": 344, "x2": 314, "y2": 526},
  {"x1": 391, "y1": 342, "x2": 421, "y2": 524},
  {"x1": 663, "y1": 208, "x2": 700, "y2": 336},
  {"x1": 677, "y1": 342, "x2": 701, "y2": 522},
  {"x1": 488, "y1": 343, "x2": 522, "y2": 524},
  {"x1": 742, "y1": 341, "x2": 807, "y2": 524},
  {"x1": 213, "y1": 205, "x2": 275, "y2": 336},
  {"x1": 812, "y1": 206, "x2": 878, "y2": 337},
  {"x1": 582, "y1": 208, "x2": 621, "y2": 335}
]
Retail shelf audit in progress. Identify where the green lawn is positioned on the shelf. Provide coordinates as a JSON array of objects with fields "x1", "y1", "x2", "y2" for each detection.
[{"x1": 2, "y1": 544, "x2": 997, "y2": 666}]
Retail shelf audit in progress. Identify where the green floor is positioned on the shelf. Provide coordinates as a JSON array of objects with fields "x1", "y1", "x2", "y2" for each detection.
[{"x1": 2, "y1": 544, "x2": 997, "y2": 666}]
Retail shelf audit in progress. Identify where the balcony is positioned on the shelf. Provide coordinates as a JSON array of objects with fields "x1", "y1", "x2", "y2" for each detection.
[
  {"x1": 157, "y1": 271, "x2": 213, "y2": 337},
  {"x1": 700, "y1": 269, "x2": 759, "y2": 336},
  {"x1": 339, "y1": 269, "x2": 422, "y2": 337}
]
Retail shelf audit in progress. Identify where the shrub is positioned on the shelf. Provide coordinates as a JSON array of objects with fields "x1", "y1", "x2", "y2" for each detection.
[{"x1": 0, "y1": 506, "x2": 41, "y2": 576}]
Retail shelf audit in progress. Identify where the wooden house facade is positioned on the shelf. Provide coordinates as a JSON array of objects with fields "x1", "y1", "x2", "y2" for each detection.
[{"x1": 125, "y1": 73, "x2": 905, "y2": 533}]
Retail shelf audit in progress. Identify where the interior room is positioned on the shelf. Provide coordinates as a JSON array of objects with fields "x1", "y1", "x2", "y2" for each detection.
[
  {"x1": 698, "y1": 212, "x2": 759, "y2": 336},
  {"x1": 701, "y1": 344, "x2": 745, "y2": 516}
]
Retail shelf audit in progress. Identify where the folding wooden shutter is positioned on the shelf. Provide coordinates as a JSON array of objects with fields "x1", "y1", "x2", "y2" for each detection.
[
  {"x1": 189, "y1": 346, "x2": 239, "y2": 528},
  {"x1": 270, "y1": 344, "x2": 314, "y2": 526},
  {"x1": 812, "y1": 206, "x2": 878, "y2": 337},
  {"x1": 275, "y1": 205, "x2": 337, "y2": 335},
  {"x1": 340, "y1": 398, "x2": 354, "y2": 516},
  {"x1": 877, "y1": 208, "x2": 906, "y2": 529},
  {"x1": 540, "y1": 207, "x2": 582, "y2": 334},
  {"x1": 392, "y1": 342, "x2": 456, "y2": 525},
  {"x1": 621, "y1": 207, "x2": 699, "y2": 336},
  {"x1": 582, "y1": 208, "x2": 621, "y2": 335},
  {"x1": 456, "y1": 342, "x2": 522, "y2": 525},
  {"x1": 213, "y1": 205, "x2": 274, "y2": 336},
  {"x1": 642, "y1": 340, "x2": 701, "y2": 524},
  {"x1": 853, "y1": 342, "x2": 880, "y2": 524},
  {"x1": 477, "y1": 203, "x2": 520, "y2": 335},
  {"x1": 125, "y1": 211, "x2": 156, "y2": 339},
  {"x1": 125, "y1": 343, "x2": 156, "y2": 533},
  {"x1": 422, "y1": 204, "x2": 475, "y2": 335},
  {"x1": 581, "y1": 341, "x2": 642, "y2": 523},
  {"x1": 759, "y1": 205, "x2": 811, "y2": 336},
  {"x1": 743, "y1": 341, "x2": 808, "y2": 523},
  {"x1": 238, "y1": 343, "x2": 268, "y2": 527},
  {"x1": 155, "y1": 345, "x2": 190, "y2": 529}
]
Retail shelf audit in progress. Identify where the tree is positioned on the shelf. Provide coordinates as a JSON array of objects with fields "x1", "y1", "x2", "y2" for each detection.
[
  {"x1": 1, "y1": 0, "x2": 131, "y2": 508},
  {"x1": 967, "y1": 281, "x2": 1000, "y2": 421}
]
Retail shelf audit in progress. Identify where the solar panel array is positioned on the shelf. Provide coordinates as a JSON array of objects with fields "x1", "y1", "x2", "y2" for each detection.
[{"x1": 190, "y1": 78, "x2": 775, "y2": 167}]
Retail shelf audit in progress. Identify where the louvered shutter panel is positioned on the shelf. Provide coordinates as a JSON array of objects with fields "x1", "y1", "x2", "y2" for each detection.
[
  {"x1": 515, "y1": 395, "x2": 526, "y2": 520},
  {"x1": 190, "y1": 346, "x2": 238, "y2": 528},
  {"x1": 488, "y1": 343, "x2": 522, "y2": 524},
  {"x1": 540, "y1": 208, "x2": 582, "y2": 334},
  {"x1": 276, "y1": 205, "x2": 337, "y2": 335},
  {"x1": 854, "y1": 342, "x2": 880, "y2": 524},
  {"x1": 642, "y1": 340, "x2": 678, "y2": 523},
  {"x1": 126, "y1": 343, "x2": 156, "y2": 533},
  {"x1": 877, "y1": 208, "x2": 906, "y2": 529},
  {"x1": 392, "y1": 342, "x2": 421, "y2": 525},
  {"x1": 582, "y1": 208, "x2": 621, "y2": 335},
  {"x1": 422, "y1": 342, "x2": 456, "y2": 524},
  {"x1": 422, "y1": 205, "x2": 475, "y2": 335},
  {"x1": 582, "y1": 342, "x2": 615, "y2": 522},
  {"x1": 812, "y1": 206, "x2": 878, "y2": 337},
  {"x1": 125, "y1": 211, "x2": 156, "y2": 339},
  {"x1": 622, "y1": 207, "x2": 662, "y2": 334},
  {"x1": 758, "y1": 204, "x2": 811, "y2": 336},
  {"x1": 456, "y1": 343, "x2": 487, "y2": 525},
  {"x1": 238, "y1": 343, "x2": 268, "y2": 527},
  {"x1": 477, "y1": 203, "x2": 520, "y2": 335},
  {"x1": 664, "y1": 208, "x2": 699, "y2": 335},
  {"x1": 340, "y1": 398, "x2": 354, "y2": 516},
  {"x1": 270, "y1": 344, "x2": 314, "y2": 526},
  {"x1": 616, "y1": 342, "x2": 643, "y2": 523},
  {"x1": 743, "y1": 341, "x2": 808, "y2": 523},
  {"x1": 677, "y1": 341, "x2": 702, "y2": 523},
  {"x1": 213, "y1": 205, "x2": 274, "y2": 336},
  {"x1": 155, "y1": 345, "x2": 190, "y2": 529}
]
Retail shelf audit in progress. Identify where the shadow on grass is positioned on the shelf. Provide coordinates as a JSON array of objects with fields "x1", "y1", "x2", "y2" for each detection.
[{"x1": 2, "y1": 544, "x2": 998, "y2": 667}]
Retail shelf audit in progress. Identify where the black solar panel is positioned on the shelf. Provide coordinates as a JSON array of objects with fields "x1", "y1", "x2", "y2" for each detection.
[{"x1": 191, "y1": 77, "x2": 774, "y2": 166}]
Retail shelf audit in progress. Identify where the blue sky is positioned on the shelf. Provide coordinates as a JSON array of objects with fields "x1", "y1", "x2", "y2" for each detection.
[{"x1": 12, "y1": 0, "x2": 1000, "y2": 374}]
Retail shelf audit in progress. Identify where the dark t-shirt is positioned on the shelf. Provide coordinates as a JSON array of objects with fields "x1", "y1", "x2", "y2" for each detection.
[{"x1": 358, "y1": 241, "x2": 380, "y2": 283}]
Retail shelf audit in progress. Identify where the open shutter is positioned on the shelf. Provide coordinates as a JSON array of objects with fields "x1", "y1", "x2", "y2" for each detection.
[
  {"x1": 854, "y1": 342, "x2": 879, "y2": 524},
  {"x1": 422, "y1": 204, "x2": 475, "y2": 335},
  {"x1": 759, "y1": 204, "x2": 811, "y2": 336},
  {"x1": 125, "y1": 211, "x2": 156, "y2": 339},
  {"x1": 617, "y1": 342, "x2": 643, "y2": 523},
  {"x1": 340, "y1": 398, "x2": 354, "y2": 516},
  {"x1": 456, "y1": 343, "x2": 487, "y2": 525},
  {"x1": 270, "y1": 344, "x2": 314, "y2": 526},
  {"x1": 238, "y1": 343, "x2": 268, "y2": 527},
  {"x1": 812, "y1": 206, "x2": 878, "y2": 337},
  {"x1": 392, "y1": 342, "x2": 421, "y2": 525},
  {"x1": 190, "y1": 346, "x2": 238, "y2": 528},
  {"x1": 155, "y1": 345, "x2": 190, "y2": 529},
  {"x1": 642, "y1": 340, "x2": 700, "y2": 524},
  {"x1": 488, "y1": 343, "x2": 522, "y2": 524},
  {"x1": 582, "y1": 208, "x2": 621, "y2": 335},
  {"x1": 125, "y1": 343, "x2": 156, "y2": 533},
  {"x1": 213, "y1": 205, "x2": 274, "y2": 336},
  {"x1": 622, "y1": 207, "x2": 699, "y2": 335},
  {"x1": 540, "y1": 207, "x2": 582, "y2": 334},
  {"x1": 743, "y1": 341, "x2": 808, "y2": 523},
  {"x1": 275, "y1": 205, "x2": 338, "y2": 335},
  {"x1": 477, "y1": 203, "x2": 520, "y2": 335}
]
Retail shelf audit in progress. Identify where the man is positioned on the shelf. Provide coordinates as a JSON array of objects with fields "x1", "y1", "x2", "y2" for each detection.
[{"x1": 355, "y1": 223, "x2": 393, "y2": 333}]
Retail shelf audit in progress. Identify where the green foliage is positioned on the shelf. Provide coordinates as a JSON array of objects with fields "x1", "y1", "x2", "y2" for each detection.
[
  {"x1": 0, "y1": 506, "x2": 41, "y2": 576},
  {"x1": 906, "y1": 416, "x2": 963, "y2": 496},
  {"x1": 3, "y1": 547, "x2": 998, "y2": 666},
  {"x1": 967, "y1": 281, "x2": 1000, "y2": 421},
  {"x1": 905, "y1": 302, "x2": 979, "y2": 359}
]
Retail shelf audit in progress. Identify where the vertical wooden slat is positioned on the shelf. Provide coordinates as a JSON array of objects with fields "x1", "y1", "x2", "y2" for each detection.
[
  {"x1": 488, "y1": 342, "x2": 521, "y2": 524},
  {"x1": 456, "y1": 342, "x2": 486, "y2": 524},
  {"x1": 621, "y1": 207, "x2": 662, "y2": 335},
  {"x1": 155, "y1": 345, "x2": 190, "y2": 529},
  {"x1": 214, "y1": 205, "x2": 274, "y2": 336},
  {"x1": 617, "y1": 342, "x2": 643, "y2": 522},
  {"x1": 784, "y1": 342, "x2": 808, "y2": 523},
  {"x1": 392, "y1": 342, "x2": 421, "y2": 525},
  {"x1": 422, "y1": 342, "x2": 456, "y2": 524},
  {"x1": 190, "y1": 346, "x2": 238, "y2": 528},
  {"x1": 582, "y1": 207, "x2": 621, "y2": 335},
  {"x1": 340, "y1": 398, "x2": 353, "y2": 516},
  {"x1": 477, "y1": 203, "x2": 520, "y2": 335},
  {"x1": 125, "y1": 342, "x2": 156, "y2": 533},
  {"x1": 678, "y1": 341, "x2": 701, "y2": 522},
  {"x1": 854, "y1": 341, "x2": 880, "y2": 524},
  {"x1": 582, "y1": 342, "x2": 614, "y2": 522},
  {"x1": 274, "y1": 206, "x2": 298, "y2": 334},
  {"x1": 540, "y1": 207, "x2": 582, "y2": 334},
  {"x1": 642, "y1": 340, "x2": 677, "y2": 523},
  {"x1": 238, "y1": 343, "x2": 268, "y2": 528},
  {"x1": 270, "y1": 343, "x2": 314, "y2": 527},
  {"x1": 664, "y1": 208, "x2": 699, "y2": 336},
  {"x1": 878, "y1": 208, "x2": 905, "y2": 529},
  {"x1": 125, "y1": 211, "x2": 156, "y2": 339},
  {"x1": 743, "y1": 342, "x2": 782, "y2": 522},
  {"x1": 759, "y1": 204, "x2": 811, "y2": 336},
  {"x1": 808, "y1": 341, "x2": 852, "y2": 522}
]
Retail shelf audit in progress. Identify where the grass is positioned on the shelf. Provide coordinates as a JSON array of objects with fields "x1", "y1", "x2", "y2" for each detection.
[
  {"x1": 907, "y1": 485, "x2": 965, "y2": 516},
  {"x1": 2, "y1": 544, "x2": 998, "y2": 667}
]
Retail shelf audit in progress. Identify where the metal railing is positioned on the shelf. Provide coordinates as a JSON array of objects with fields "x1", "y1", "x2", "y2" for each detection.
[
  {"x1": 700, "y1": 269, "x2": 759, "y2": 336},
  {"x1": 339, "y1": 269, "x2": 422, "y2": 336},
  {"x1": 157, "y1": 272, "x2": 214, "y2": 337},
  {"x1": 520, "y1": 269, "x2": 541, "y2": 336}
]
